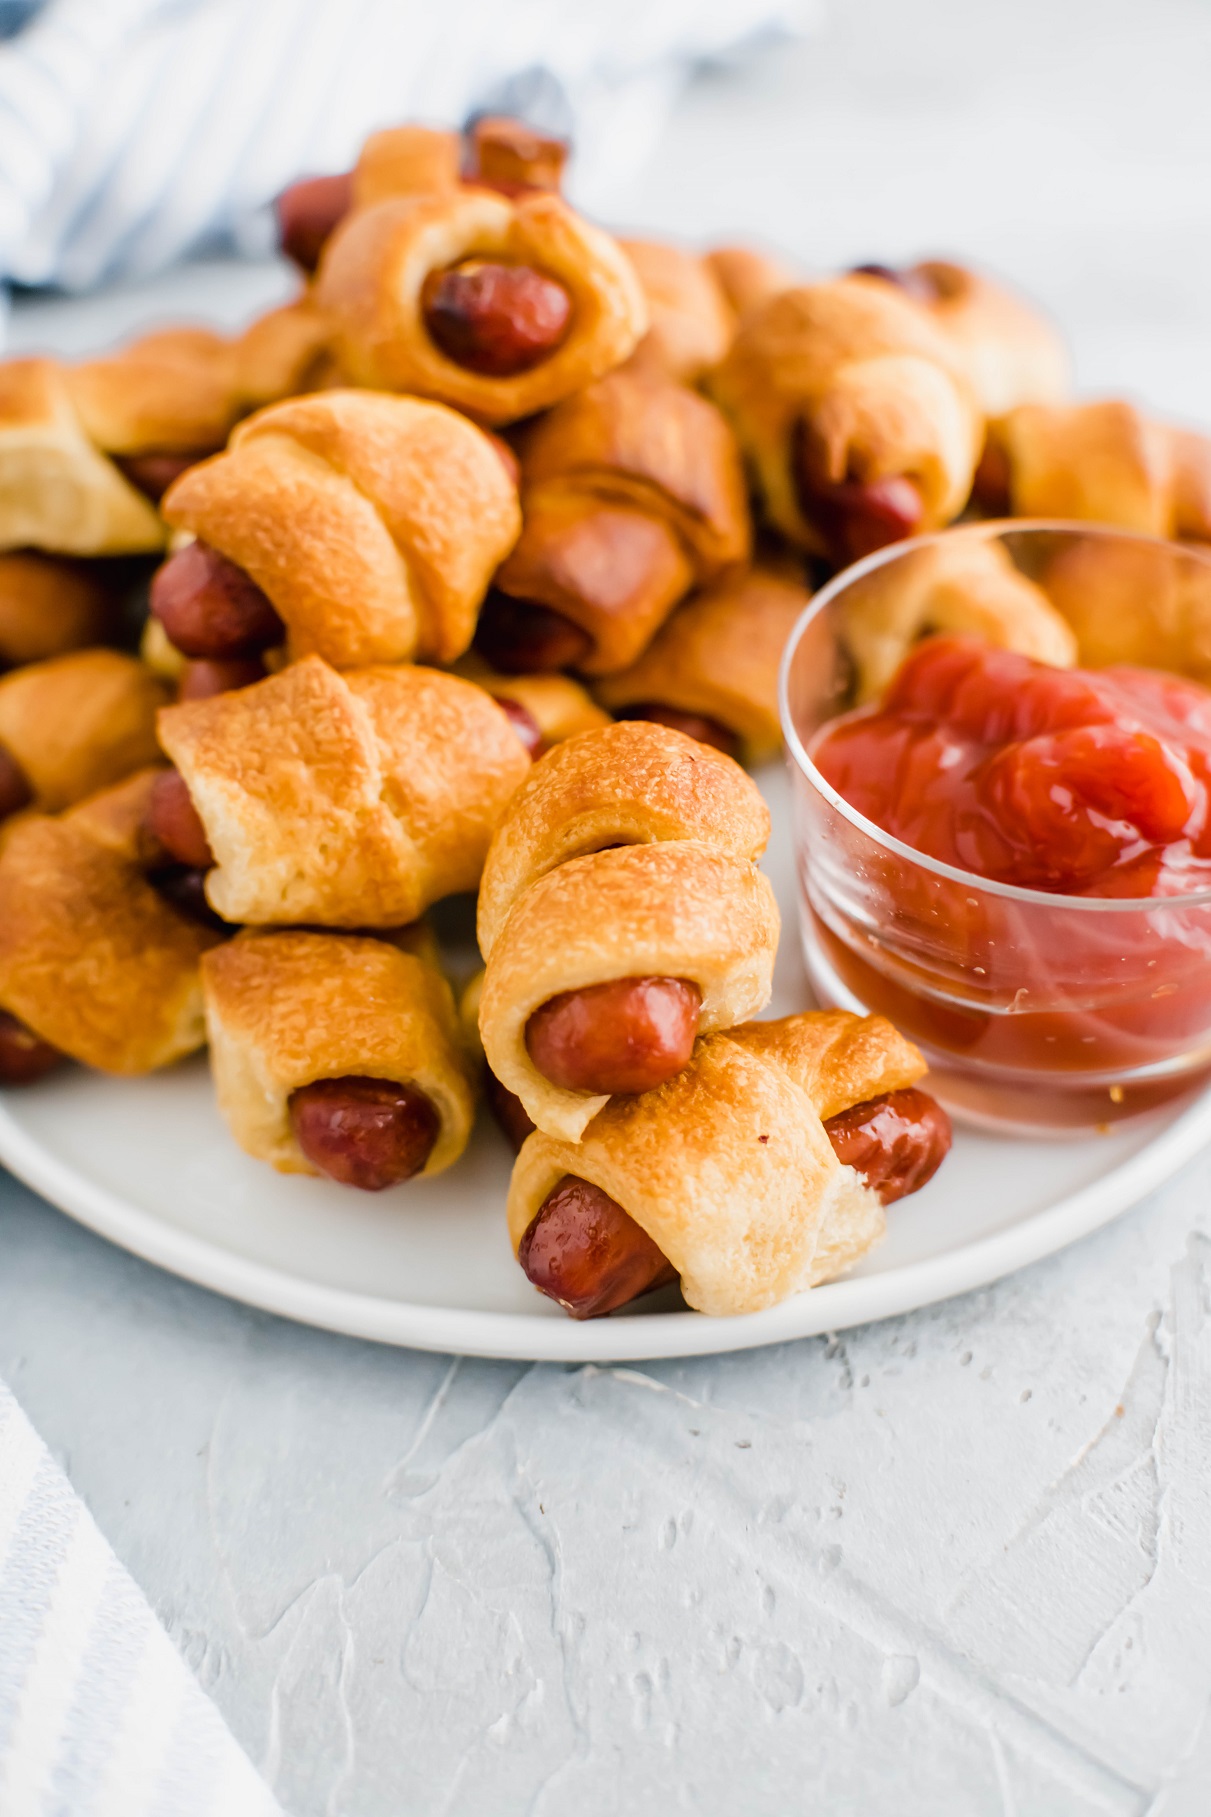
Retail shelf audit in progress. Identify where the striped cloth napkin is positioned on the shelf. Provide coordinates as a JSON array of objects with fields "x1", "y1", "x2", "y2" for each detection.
[
  {"x1": 0, "y1": 1380, "x2": 281, "y2": 1817},
  {"x1": 0, "y1": 0, "x2": 813, "y2": 293}
]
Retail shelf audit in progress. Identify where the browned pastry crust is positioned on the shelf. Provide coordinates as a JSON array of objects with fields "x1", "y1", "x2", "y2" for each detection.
[
  {"x1": 508, "y1": 1010, "x2": 927, "y2": 1316},
  {"x1": 985, "y1": 400, "x2": 1211, "y2": 540},
  {"x1": 835, "y1": 531, "x2": 1077, "y2": 703},
  {"x1": 906, "y1": 260, "x2": 1069, "y2": 417},
  {"x1": 495, "y1": 368, "x2": 751, "y2": 673},
  {"x1": 0, "y1": 768, "x2": 220, "y2": 1073},
  {"x1": 203, "y1": 929, "x2": 476, "y2": 1177},
  {"x1": 0, "y1": 358, "x2": 166, "y2": 554},
  {"x1": 703, "y1": 244, "x2": 798, "y2": 320},
  {"x1": 157, "y1": 655, "x2": 531, "y2": 927},
  {"x1": 618, "y1": 237, "x2": 736, "y2": 383},
  {"x1": 352, "y1": 124, "x2": 462, "y2": 209},
  {"x1": 315, "y1": 188, "x2": 647, "y2": 424},
  {"x1": 477, "y1": 721, "x2": 777, "y2": 1141},
  {"x1": 0, "y1": 553, "x2": 116, "y2": 666},
  {"x1": 1040, "y1": 534, "x2": 1211, "y2": 681},
  {"x1": 594, "y1": 559, "x2": 810, "y2": 763},
  {"x1": 231, "y1": 296, "x2": 340, "y2": 411},
  {"x1": 707, "y1": 275, "x2": 982, "y2": 556},
  {"x1": 65, "y1": 327, "x2": 241, "y2": 457},
  {"x1": 0, "y1": 649, "x2": 169, "y2": 809},
  {"x1": 477, "y1": 719, "x2": 770, "y2": 952},
  {"x1": 162, "y1": 389, "x2": 520, "y2": 667},
  {"x1": 452, "y1": 653, "x2": 610, "y2": 745}
]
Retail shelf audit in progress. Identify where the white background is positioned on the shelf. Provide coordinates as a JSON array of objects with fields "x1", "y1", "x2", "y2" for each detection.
[{"x1": 5, "y1": 1, "x2": 1211, "y2": 1809}]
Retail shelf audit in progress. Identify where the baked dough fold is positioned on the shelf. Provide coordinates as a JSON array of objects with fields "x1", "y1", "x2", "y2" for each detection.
[
  {"x1": 161, "y1": 389, "x2": 521, "y2": 668},
  {"x1": 0, "y1": 769, "x2": 220, "y2": 1073},
  {"x1": 0, "y1": 649, "x2": 169, "y2": 810},
  {"x1": 708, "y1": 276, "x2": 982, "y2": 558},
  {"x1": 619, "y1": 237, "x2": 736, "y2": 383},
  {"x1": 985, "y1": 399, "x2": 1211, "y2": 540},
  {"x1": 477, "y1": 721, "x2": 777, "y2": 1141},
  {"x1": 315, "y1": 188, "x2": 647, "y2": 424},
  {"x1": 594, "y1": 559, "x2": 810, "y2": 763},
  {"x1": 834, "y1": 531, "x2": 1077, "y2": 704},
  {"x1": 494, "y1": 368, "x2": 751, "y2": 674},
  {"x1": 0, "y1": 358, "x2": 166, "y2": 554},
  {"x1": 157, "y1": 655, "x2": 531, "y2": 927},
  {"x1": 203, "y1": 929, "x2": 476, "y2": 1178},
  {"x1": 507, "y1": 1010, "x2": 927, "y2": 1316}
]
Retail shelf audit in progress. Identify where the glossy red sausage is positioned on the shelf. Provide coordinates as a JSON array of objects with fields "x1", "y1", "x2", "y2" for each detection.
[
  {"x1": 465, "y1": 117, "x2": 568, "y2": 197},
  {"x1": 421, "y1": 260, "x2": 573, "y2": 376},
  {"x1": 150, "y1": 541, "x2": 284, "y2": 660},
  {"x1": 276, "y1": 172, "x2": 354, "y2": 273},
  {"x1": 801, "y1": 470, "x2": 925, "y2": 567},
  {"x1": 485, "y1": 1067, "x2": 537, "y2": 1152},
  {"x1": 288, "y1": 1075, "x2": 439, "y2": 1190},
  {"x1": 115, "y1": 451, "x2": 206, "y2": 503},
  {"x1": 823, "y1": 1087, "x2": 952, "y2": 1203},
  {"x1": 617, "y1": 703, "x2": 738, "y2": 759},
  {"x1": 526, "y1": 976, "x2": 702, "y2": 1096},
  {"x1": 144, "y1": 769, "x2": 214, "y2": 871},
  {"x1": 474, "y1": 591, "x2": 592, "y2": 674},
  {"x1": 177, "y1": 657, "x2": 268, "y2": 702},
  {"x1": 0, "y1": 744, "x2": 32, "y2": 821},
  {"x1": 972, "y1": 438, "x2": 1012, "y2": 514},
  {"x1": 0, "y1": 1010, "x2": 63, "y2": 1086},
  {"x1": 516, "y1": 1086, "x2": 951, "y2": 1319},
  {"x1": 518, "y1": 1174, "x2": 677, "y2": 1318},
  {"x1": 494, "y1": 695, "x2": 544, "y2": 758}
]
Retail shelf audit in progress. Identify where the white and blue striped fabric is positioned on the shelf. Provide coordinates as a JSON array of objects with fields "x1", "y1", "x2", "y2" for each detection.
[
  {"x1": 0, "y1": 1380, "x2": 281, "y2": 1817},
  {"x1": 0, "y1": 0, "x2": 812, "y2": 294}
]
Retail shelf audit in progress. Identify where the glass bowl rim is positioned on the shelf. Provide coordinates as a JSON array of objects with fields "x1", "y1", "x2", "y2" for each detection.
[{"x1": 778, "y1": 517, "x2": 1211, "y2": 914}]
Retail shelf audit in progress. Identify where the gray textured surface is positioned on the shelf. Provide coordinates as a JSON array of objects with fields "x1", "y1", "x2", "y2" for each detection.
[{"x1": 5, "y1": 1, "x2": 1211, "y2": 1809}]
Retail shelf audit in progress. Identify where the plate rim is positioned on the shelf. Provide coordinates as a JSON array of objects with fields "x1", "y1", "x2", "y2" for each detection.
[{"x1": 2, "y1": 1086, "x2": 1208, "y2": 1362}]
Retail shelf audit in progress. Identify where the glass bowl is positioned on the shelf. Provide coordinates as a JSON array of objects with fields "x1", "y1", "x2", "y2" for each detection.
[{"x1": 779, "y1": 521, "x2": 1211, "y2": 1133}]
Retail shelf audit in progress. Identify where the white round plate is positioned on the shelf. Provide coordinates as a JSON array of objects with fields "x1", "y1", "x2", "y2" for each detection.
[{"x1": 3, "y1": 765, "x2": 1209, "y2": 1361}]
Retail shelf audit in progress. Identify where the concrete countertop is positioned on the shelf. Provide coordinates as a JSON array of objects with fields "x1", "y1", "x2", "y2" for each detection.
[{"x1": 4, "y1": 1, "x2": 1211, "y2": 1809}]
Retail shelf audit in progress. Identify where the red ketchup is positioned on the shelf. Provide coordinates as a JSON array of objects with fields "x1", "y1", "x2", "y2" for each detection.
[{"x1": 808, "y1": 636, "x2": 1211, "y2": 1077}]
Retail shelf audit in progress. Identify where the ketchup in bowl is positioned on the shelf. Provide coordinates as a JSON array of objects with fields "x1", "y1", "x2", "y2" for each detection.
[
  {"x1": 784, "y1": 577, "x2": 1211, "y2": 1128},
  {"x1": 814, "y1": 637, "x2": 1211, "y2": 900}
]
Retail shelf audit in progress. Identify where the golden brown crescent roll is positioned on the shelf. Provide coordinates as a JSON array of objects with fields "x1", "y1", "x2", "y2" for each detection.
[
  {"x1": 0, "y1": 649, "x2": 169, "y2": 815},
  {"x1": 978, "y1": 399, "x2": 1211, "y2": 541},
  {"x1": 619, "y1": 237, "x2": 736, "y2": 383},
  {"x1": 66, "y1": 327, "x2": 239, "y2": 463},
  {"x1": 482, "y1": 368, "x2": 751, "y2": 676},
  {"x1": 854, "y1": 260, "x2": 1069, "y2": 417},
  {"x1": 203, "y1": 930, "x2": 476, "y2": 1183},
  {"x1": 477, "y1": 721, "x2": 778, "y2": 1142},
  {"x1": 0, "y1": 358, "x2": 166, "y2": 554},
  {"x1": 160, "y1": 390, "x2": 520, "y2": 668},
  {"x1": 452, "y1": 653, "x2": 610, "y2": 749},
  {"x1": 353, "y1": 123, "x2": 462, "y2": 209},
  {"x1": 1040, "y1": 535, "x2": 1211, "y2": 681},
  {"x1": 0, "y1": 769, "x2": 221, "y2": 1074},
  {"x1": 835, "y1": 531, "x2": 1077, "y2": 703},
  {"x1": 0, "y1": 553, "x2": 117, "y2": 667},
  {"x1": 315, "y1": 187, "x2": 647, "y2": 424},
  {"x1": 708, "y1": 275, "x2": 982, "y2": 567},
  {"x1": 594, "y1": 559, "x2": 810, "y2": 763},
  {"x1": 231, "y1": 295, "x2": 339, "y2": 412},
  {"x1": 507, "y1": 1010, "x2": 928, "y2": 1317},
  {"x1": 157, "y1": 655, "x2": 532, "y2": 927},
  {"x1": 704, "y1": 244, "x2": 798, "y2": 320}
]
